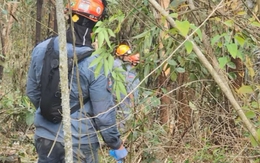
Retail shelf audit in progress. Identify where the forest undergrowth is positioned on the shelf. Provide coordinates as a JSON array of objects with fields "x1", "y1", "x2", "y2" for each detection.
[{"x1": 0, "y1": 78, "x2": 259, "y2": 163}]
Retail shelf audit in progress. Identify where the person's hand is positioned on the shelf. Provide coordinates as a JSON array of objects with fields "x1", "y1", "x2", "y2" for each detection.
[{"x1": 109, "y1": 145, "x2": 128, "y2": 162}]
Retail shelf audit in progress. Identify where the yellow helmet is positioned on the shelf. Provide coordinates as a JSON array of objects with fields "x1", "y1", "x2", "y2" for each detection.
[{"x1": 115, "y1": 44, "x2": 131, "y2": 56}]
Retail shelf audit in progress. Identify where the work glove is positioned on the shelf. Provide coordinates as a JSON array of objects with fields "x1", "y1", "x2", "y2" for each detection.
[{"x1": 109, "y1": 146, "x2": 128, "y2": 162}]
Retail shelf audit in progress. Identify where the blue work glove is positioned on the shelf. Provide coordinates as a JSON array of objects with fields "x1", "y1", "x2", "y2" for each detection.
[{"x1": 109, "y1": 147, "x2": 128, "y2": 162}]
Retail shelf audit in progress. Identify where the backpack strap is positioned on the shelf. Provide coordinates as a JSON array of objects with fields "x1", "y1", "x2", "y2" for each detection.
[{"x1": 70, "y1": 97, "x2": 90, "y2": 114}]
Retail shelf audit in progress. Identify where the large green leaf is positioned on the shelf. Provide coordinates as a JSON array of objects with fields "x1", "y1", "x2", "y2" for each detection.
[
  {"x1": 175, "y1": 20, "x2": 190, "y2": 37},
  {"x1": 226, "y1": 43, "x2": 238, "y2": 58}
]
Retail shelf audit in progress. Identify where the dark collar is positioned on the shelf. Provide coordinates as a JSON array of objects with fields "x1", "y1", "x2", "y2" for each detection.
[{"x1": 66, "y1": 24, "x2": 93, "y2": 47}]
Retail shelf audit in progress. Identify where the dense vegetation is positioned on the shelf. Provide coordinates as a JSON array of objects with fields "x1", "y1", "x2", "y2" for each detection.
[{"x1": 1, "y1": 0, "x2": 260, "y2": 162}]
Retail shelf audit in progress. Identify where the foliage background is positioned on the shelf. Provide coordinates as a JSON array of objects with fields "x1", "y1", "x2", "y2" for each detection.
[{"x1": 1, "y1": 0, "x2": 260, "y2": 162}]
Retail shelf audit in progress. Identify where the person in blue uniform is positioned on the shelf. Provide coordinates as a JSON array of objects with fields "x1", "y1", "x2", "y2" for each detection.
[
  {"x1": 113, "y1": 42, "x2": 140, "y2": 131},
  {"x1": 26, "y1": 0, "x2": 127, "y2": 162}
]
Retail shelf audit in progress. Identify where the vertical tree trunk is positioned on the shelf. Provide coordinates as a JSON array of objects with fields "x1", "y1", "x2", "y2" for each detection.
[
  {"x1": 48, "y1": 0, "x2": 58, "y2": 36},
  {"x1": 157, "y1": 0, "x2": 171, "y2": 125},
  {"x1": 55, "y1": 0, "x2": 73, "y2": 162},
  {"x1": 0, "y1": 2, "x2": 17, "y2": 82},
  {"x1": 36, "y1": 0, "x2": 43, "y2": 44}
]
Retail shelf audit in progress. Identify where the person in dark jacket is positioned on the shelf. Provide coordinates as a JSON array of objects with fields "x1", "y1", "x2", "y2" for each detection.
[{"x1": 26, "y1": 0, "x2": 127, "y2": 162}]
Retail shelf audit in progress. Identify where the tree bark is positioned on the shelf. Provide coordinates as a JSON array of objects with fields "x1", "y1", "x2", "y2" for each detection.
[
  {"x1": 55, "y1": 0, "x2": 73, "y2": 162},
  {"x1": 0, "y1": 2, "x2": 18, "y2": 82},
  {"x1": 36, "y1": 0, "x2": 43, "y2": 44},
  {"x1": 156, "y1": 0, "x2": 171, "y2": 125}
]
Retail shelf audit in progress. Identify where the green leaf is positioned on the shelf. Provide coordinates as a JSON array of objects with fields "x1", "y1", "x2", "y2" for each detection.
[
  {"x1": 218, "y1": 56, "x2": 229, "y2": 69},
  {"x1": 176, "y1": 67, "x2": 185, "y2": 73},
  {"x1": 25, "y1": 112, "x2": 34, "y2": 126},
  {"x1": 89, "y1": 56, "x2": 103, "y2": 68},
  {"x1": 117, "y1": 73, "x2": 126, "y2": 82},
  {"x1": 103, "y1": 30, "x2": 111, "y2": 48},
  {"x1": 118, "y1": 82, "x2": 127, "y2": 95},
  {"x1": 108, "y1": 54, "x2": 114, "y2": 71},
  {"x1": 169, "y1": 13, "x2": 178, "y2": 18},
  {"x1": 196, "y1": 28, "x2": 202, "y2": 41},
  {"x1": 190, "y1": 24, "x2": 202, "y2": 41},
  {"x1": 251, "y1": 101, "x2": 259, "y2": 108},
  {"x1": 92, "y1": 48, "x2": 105, "y2": 56},
  {"x1": 234, "y1": 34, "x2": 245, "y2": 46},
  {"x1": 211, "y1": 35, "x2": 221, "y2": 46},
  {"x1": 111, "y1": 71, "x2": 116, "y2": 79},
  {"x1": 104, "y1": 59, "x2": 109, "y2": 77},
  {"x1": 95, "y1": 21, "x2": 103, "y2": 27},
  {"x1": 107, "y1": 28, "x2": 116, "y2": 37},
  {"x1": 227, "y1": 61, "x2": 236, "y2": 69},
  {"x1": 94, "y1": 27, "x2": 104, "y2": 33},
  {"x1": 249, "y1": 135, "x2": 258, "y2": 147},
  {"x1": 144, "y1": 63, "x2": 150, "y2": 84},
  {"x1": 245, "y1": 111, "x2": 256, "y2": 119},
  {"x1": 184, "y1": 40, "x2": 193, "y2": 54},
  {"x1": 189, "y1": 101, "x2": 197, "y2": 111},
  {"x1": 170, "y1": 72, "x2": 177, "y2": 81},
  {"x1": 226, "y1": 43, "x2": 238, "y2": 58},
  {"x1": 237, "y1": 85, "x2": 253, "y2": 94},
  {"x1": 175, "y1": 20, "x2": 190, "y2": 37},
  {"x1": 94, "y1": 61, "x2": 103, "y2": 78},
  {"x1": 251, "y1": 21, "x2": 260, "y2": 28},
  {"x1": 97, "y1": 31, "x2": 105, "y2": 48},
  {"x1": 167, "y1": 59, "x2": 177, "y2": 66},
  {"x1": 150, "y1": 97, "x2": 161, "y2": 107},
  {"x1": 132, "y1": 27, "x2": 155, "y2": 39},
  {"x1": 257, "y1": 128, "x2": 260, "y2": 141},
  {"x1": 115, "y1": 84, "x2": 121, "y2": 101},
  {"x1": 224, "y1": 19, "x2": 234, "y2": 27}
]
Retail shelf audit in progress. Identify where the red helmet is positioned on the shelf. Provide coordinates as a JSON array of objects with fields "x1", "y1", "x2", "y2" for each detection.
[{"x1": 66, "y1": 0, "x2": 105, "y2": 22}]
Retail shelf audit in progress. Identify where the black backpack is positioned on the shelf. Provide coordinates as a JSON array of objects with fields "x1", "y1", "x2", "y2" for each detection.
[{"x1": 40, "y1": 37, "x2": 93, "y2": 123}]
